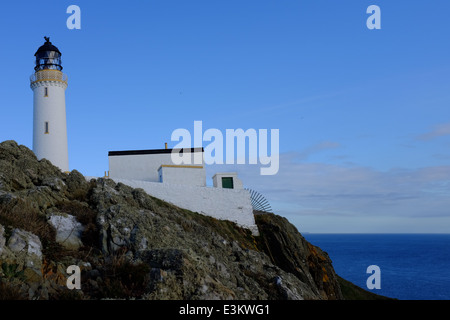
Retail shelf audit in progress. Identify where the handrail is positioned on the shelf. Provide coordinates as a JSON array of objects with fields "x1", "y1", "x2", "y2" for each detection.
[{"x1": 30, "y1": 69, "x2": 68, "y2": 84}]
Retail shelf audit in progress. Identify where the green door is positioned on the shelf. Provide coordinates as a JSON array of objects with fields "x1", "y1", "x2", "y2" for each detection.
[{"x1": 222, "y1": 177, "x2": 234, "y2": 189}]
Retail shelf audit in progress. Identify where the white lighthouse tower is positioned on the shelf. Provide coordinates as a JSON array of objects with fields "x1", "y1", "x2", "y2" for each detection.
[{"x1": 30, "y1": 37, "x2": 69, "y2": 172}]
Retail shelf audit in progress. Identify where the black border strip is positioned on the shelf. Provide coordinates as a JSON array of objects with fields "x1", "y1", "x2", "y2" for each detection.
[{"x1": 108, "y1": 147, "x2": 204, "y2": 156}]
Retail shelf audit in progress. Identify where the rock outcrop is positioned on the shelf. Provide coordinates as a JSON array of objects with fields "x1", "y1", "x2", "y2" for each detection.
[{"x1": 0, "y1": 140, "x2": 372, "y2": 300}]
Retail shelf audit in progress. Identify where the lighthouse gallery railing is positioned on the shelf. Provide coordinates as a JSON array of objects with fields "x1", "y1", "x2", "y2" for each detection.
[{"x1": 30, "y1": 69, "x2": 68, "y2": 84}]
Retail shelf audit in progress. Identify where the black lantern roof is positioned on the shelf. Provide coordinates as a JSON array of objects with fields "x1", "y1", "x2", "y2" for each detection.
[
  {"x1": 35, "y1": 36, "x2": 61, "y2": 56},
  {"x1": 34, "y1": 37, "x2": 63, "y2": 71}
]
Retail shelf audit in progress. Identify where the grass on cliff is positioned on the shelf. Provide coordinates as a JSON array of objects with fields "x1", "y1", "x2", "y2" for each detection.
[
  {"x1": 337, "y1": 276, "x2": 395, "y2": 300},
  {"x1": 145, "y1": 194, "x2": 259, "y2": 251},
  {"x1": 95, "y1": 247, "x2": 151, "y2": 299},
  {"x1": 176, "y1": 207, "x2": 258, "y2": 251},
  {"x1": 0, "y1": 198, "x2": 98, "y2": 263},
  {"x1": 0, "y1": 199, "x2": 67, "y2": 261},
  {"x1": 0, "y1": 281, "x2": 27, "y2": 300}
]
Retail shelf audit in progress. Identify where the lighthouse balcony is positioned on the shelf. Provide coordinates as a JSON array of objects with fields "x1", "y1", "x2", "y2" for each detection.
[{"x1": 30, "y1": 69, "x2": 68, "y2": 85}]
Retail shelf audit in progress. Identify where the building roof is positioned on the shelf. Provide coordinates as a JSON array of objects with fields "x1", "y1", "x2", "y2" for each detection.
[
  {"x1": 35, "y1": 37, "x2": 61, "y2": 56},
  {"x1": 108, "y1": 147, "x2": 204, "y2": 157}
]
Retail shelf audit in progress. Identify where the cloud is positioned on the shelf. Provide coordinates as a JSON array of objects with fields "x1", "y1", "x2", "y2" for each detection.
[
  {"x1": 417, "y1": 123, "x2": 450, "y2": 141},
  {"x1": 295, "y1": 141, "x2": 341, "y2": 160},
  {"x1": 208, "y1": 152, "x2": 450, "y2": 222}
]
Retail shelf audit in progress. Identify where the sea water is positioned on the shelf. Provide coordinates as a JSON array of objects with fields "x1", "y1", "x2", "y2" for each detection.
[{"x1": 303, "y1": 234, "x2": 450, "y2": 300}]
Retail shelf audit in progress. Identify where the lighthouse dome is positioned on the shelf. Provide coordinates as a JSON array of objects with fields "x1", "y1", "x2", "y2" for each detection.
[{"x1": 34, "y1": 37, "x2": 63, "y2": 71}]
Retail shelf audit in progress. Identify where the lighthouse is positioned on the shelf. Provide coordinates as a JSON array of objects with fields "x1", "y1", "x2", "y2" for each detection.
[{"x1": 30, "y1": 37, "x2": 69, "y2": 172}]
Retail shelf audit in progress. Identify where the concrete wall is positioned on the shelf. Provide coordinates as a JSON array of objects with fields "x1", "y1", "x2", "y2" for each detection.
[
  {"x1": 159, "y1": 165, "x2": 206, "y2": 187},
  {"x1": 109, "y1": 153, "x2": 173, "y2": 182},
  {"x1": 109, "y1": 150, "x2": 204, "y2": 184},
  {"x1": 111, "y1": 178, "x2": 259, "y2": 235}
]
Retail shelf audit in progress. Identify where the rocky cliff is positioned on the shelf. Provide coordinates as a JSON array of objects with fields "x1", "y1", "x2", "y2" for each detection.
[{"x1": 0, "y1": 140, "x2": 384, "y2": 300}]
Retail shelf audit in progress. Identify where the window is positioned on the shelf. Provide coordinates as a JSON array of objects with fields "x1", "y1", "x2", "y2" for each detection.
[
  {"x1": 45, "y1": 122, "x2": 49, "y2": 134},
  {"x1": 222, "y1": 177, "x2": 234, "y2": 189},
  {"x1": 44, "y1": 87, "x2": 48, "y2": 97}
]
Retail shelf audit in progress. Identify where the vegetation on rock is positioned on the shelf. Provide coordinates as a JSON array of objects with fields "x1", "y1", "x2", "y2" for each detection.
[{"x1": 0, "y1": 140, "x2": 389, "y2": 300}]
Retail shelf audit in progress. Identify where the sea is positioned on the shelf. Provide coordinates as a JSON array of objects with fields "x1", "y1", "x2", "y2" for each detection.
[{"x1": 302, "y1": 233, "x2": 450, "y2": 300}]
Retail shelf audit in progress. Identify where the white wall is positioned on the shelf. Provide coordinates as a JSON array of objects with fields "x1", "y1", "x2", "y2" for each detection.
[
  {"x1": 159, "y1": 166, "x2": 206, "y2": 187},
  {"x1": 111, "y1": 178, "x2": 259, "y2": 235},
  {"x1": 109, "y1": 150, "x2": 204, "y2": 183},
  {"x1": 109, "y1": 153, "x2": 172, "y2": 182},
  {"x1": 31, "y1": 76, "x2": 69, "y2": 172}
]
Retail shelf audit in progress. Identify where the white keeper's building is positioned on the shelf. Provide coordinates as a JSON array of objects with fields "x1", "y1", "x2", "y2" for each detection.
[{"x1": 107, "y1": 146, "x2": 257, "y2": 235}]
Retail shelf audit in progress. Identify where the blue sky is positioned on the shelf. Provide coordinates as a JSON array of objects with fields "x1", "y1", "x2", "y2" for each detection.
[{"x1": 1, "y1": 1, "x2": 449, "y2": 233}]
